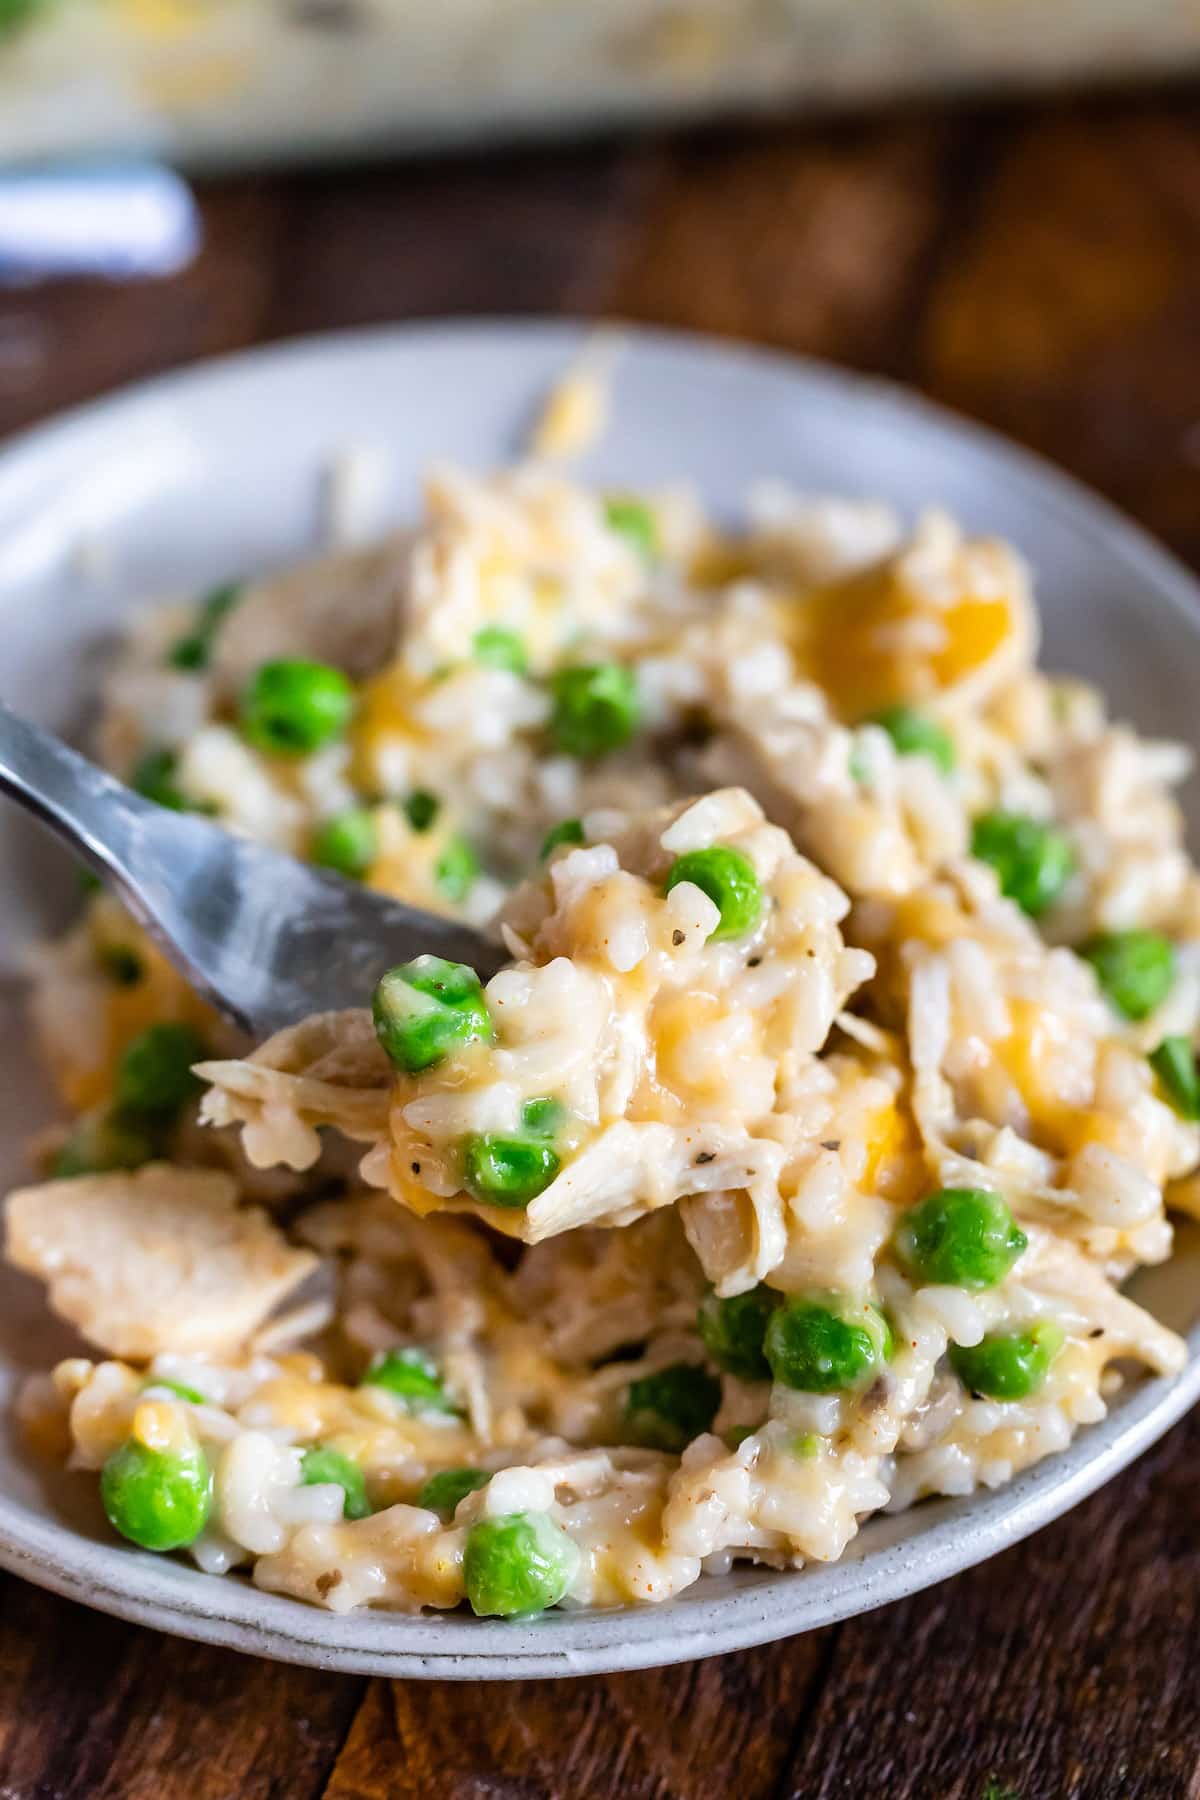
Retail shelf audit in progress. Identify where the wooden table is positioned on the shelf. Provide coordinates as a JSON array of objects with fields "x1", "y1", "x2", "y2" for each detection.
[{"x1": 2, "y1": 87, "x2": 1200, "y2": 1800}]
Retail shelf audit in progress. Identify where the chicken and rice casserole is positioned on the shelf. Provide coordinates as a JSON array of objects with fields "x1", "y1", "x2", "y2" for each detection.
[{"x1": 7, "y1": 436, "x2": 1200, "y2": 1621}]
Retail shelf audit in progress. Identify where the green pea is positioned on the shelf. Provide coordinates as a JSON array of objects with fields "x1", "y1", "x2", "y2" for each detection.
[
  {"x1": 664, "y1": 846, "x2": 762, "y2": 942},
  {"x1": 791, "y1": 1431, "x2": 823, "y2": 1460},
  {"x1": 145, "y1": 1377, "x2": 208, "y2": 1405},
  {"x1": 114, "y1": 1022, "x2": 206, "y2": 1121},
  {"x1": 131, "y1": 748, "x2": 188, "y2": 812},
  {"x1": 418, "y1": 1466, "x2": 491, "y2": 1518},
  {"x1": 540, "y1": 818, "x2": 585, "y2": 860},
  {"x1": 360, "y1": 1346, "x2": 458, "y2": 1415},
  {"x1": 0, "y1": 0, "x2": 49, "y2": 36},
  {"x1": 100, "y1": 1435, "x2": 212, "y2": 1551},
  {"x1": 949, "y1": 1322, "x2": 1065, "y2": 1400},
  {"x1": 764, "y1": 1296, "x2": 891, "y2": 1393},
  {"x1": 970, "y1": 811, "x2": 1074, "y2": 918},
  {"x1": 549, "y1": 663, "x2": 639, "y2": 758},
  {"x1": 300, "y1": 1445, "x2": 371, "y2": 1520},
  {"x1": 239, "y1": 659, "x2": 355, "y2": 757},
  {"x1": 1149, "y1": 1036, "x2": 1200, "y2": 1121},
  {"x1": 168, "y1": 582, "x2": 241, "y2": 672},
  {"x1": 98, "y1": 945, "x2": 143, "y2": 987},
  {"x1": 624, "y1": 1362, "x2": 722, "y2": 1453},
  {"x1": 869, "y1": 704, "x2": 955, "y2": 776},
  {"x1": 604, "y1": 497, "x2": 657, "y2": 559},
  {"x1": 53, "y1": 1110, "x2": 157, "y2": 1179},
  {"x1": 463, "y1": 1510, "x2": 581, "y2": 1617},
  {"x1": 472, "y1": 626, "x2": 529, "y2": 675},
  {"x1": 894, "y1": 1187, "x2": 1027, "y2": 1291},
  {"x1": 312, "y1": 808, "x2": 377, "y2": 880},
  {"x1": 404, "y1": 789, "x2": 440, "y2": 833},
  {"x1": 435, "y1": 835, "x2": 479, "y2": 903},
  {"x1": 521, "y1": 1096, "x2": 564, "y2": 1138},
  {"x1": 1081, "y1": 930, "x2": 1175, "y2": 1021},
  {"x1": 462, "y1": 1135, "x2": 560, "y2": 1209},
  {"x1": 697, "y1": 1285, "x2": 778, "y2": 1381},
  {"x1": 372, "y1": 956, "x2": 493, "y2": 1074},
  {"x1": 724, "y1": 1424, "x2": 757, "y2": 1450}
]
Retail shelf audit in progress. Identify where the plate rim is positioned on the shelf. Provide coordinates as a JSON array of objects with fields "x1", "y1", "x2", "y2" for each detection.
[{"x1": 2, "y1": 314, "x2": 1199, "y2": 1679}]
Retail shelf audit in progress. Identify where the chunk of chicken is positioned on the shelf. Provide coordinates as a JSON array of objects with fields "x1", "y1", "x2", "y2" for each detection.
[{"x1": 5, "y1": 1165, "x2": 316, "y2": 1360}]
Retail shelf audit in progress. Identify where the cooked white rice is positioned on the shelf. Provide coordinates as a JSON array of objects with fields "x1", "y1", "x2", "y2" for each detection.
[{"x1": 7, "y1": 435, "x2": 1200, "y2": 1621}]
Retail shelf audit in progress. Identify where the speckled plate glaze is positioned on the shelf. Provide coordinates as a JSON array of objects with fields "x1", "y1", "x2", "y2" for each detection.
[{"x1": 1, "y1": 320, "x2": 1198, "y2": 1680}]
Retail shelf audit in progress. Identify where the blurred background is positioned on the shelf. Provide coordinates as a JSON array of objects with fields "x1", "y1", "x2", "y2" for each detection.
[
  {"x1": 2, "y1": 2, "x2": 1200, "y2": 568},
  {"x1": 3, "y1": 0, "x2": 1196, "y2": 166}
]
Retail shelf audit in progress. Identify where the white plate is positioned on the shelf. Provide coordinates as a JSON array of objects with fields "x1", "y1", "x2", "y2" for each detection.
[{"x1": 1, "y1": 319, "x2": 1199, "y2": 1680}]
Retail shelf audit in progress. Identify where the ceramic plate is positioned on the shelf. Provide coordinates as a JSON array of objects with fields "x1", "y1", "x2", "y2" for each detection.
[{"x1": 1, "y1": 320, "x2": 1198, "y2": 1680}]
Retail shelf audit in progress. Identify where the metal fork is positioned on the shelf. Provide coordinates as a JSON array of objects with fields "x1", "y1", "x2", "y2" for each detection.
[{"x1": 0, "y1": 703, "x2": 505, "y2": 1040}]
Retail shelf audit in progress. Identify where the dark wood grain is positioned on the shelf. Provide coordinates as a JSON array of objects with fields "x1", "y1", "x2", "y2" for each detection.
[
  {"x1": 3, "y1": 86, "x2": 1200, "y2": 1800},
  {"x1": 320, "y1": 1634, "x2": 832, "y2": 1800},
  {"x1": 0, "y1": 1575, "x2": 366, "y2": 1798}
]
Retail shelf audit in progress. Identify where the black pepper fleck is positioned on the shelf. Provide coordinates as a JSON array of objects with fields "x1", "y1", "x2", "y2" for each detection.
[
  {"x1": 695, "y1": 1151, "x2": 716, "y2": 1165},
  {"x1": 672, "y1": 929, "x2": 685, "y2": 946},
  {"x1": 290, "y1": 0, "x2": 364, "y2": 30}
]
